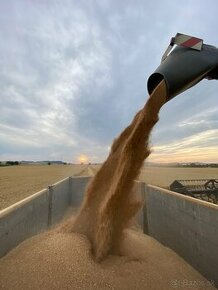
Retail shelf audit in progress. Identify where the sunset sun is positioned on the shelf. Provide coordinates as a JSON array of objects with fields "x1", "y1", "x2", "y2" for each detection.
[{"x1": 78, "y1": 155, "x2": 88, "y2": 164}]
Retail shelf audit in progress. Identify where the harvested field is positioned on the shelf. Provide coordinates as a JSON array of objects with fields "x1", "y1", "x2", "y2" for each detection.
[
  {"x1": 139, "y1": 166, "x2": 218, "y2": 188},
  {"x1": 1, "y1": 164, "x2": 218, "y2": 210},
  {"x1": 0, "y1": 164, "x2": 97, "y2": 210}
]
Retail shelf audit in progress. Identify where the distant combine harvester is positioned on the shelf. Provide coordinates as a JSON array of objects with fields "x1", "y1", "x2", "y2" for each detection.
[{"x1": 170, "y1": 179, "x2": 218, "y2": 204}]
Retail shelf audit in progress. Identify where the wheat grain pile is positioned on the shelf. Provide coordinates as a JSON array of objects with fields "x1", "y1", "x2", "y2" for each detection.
[{"x1": 1, "y1": 228, "x2": 214, "y2": 290}]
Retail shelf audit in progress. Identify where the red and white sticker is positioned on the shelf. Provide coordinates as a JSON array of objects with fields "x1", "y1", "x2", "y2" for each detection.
[
  {"x1": 161, "y1": 33, "x2": 204, "y2": 62},
  {"x1": 174, "y1": 33, "x2": 203, "y2": 51}
]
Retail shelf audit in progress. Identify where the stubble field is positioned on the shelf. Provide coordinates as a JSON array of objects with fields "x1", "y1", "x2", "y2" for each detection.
[
  {"x1": 0, "y1": 164, "x2": 218, "y2": 210},
  {"x1": 0, "y1": 164, "x2": 89, "y2": 210}
]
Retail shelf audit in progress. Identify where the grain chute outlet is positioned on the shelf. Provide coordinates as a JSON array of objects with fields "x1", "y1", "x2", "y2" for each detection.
[{"x1": 147, "y1": 32, "x2": 218, "y2": 101}]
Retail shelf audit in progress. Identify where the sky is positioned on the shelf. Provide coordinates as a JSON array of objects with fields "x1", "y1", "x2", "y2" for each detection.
[{"x1": 0, "y1": 0, "x2": 218, "y2": 163}]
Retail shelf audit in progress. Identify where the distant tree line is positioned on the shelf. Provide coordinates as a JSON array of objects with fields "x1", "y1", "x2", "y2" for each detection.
[
  {"x1": 178, "y1": 163, "x2": 218, "y2": 168},
  {"x1": 6, "y1": 161, "x2": 20, "y2": 166},
  {"x1": 47, "y1": 161, "x2": 67, "y2": 165},
  {"x1": 0, "y1": 161, "x2": 20, "y2": 166}
]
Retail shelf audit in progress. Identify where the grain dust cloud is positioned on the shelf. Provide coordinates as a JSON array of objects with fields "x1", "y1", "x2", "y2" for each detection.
[{"x1": 0, "y1": 80, "x2": 214, "y2": 290}]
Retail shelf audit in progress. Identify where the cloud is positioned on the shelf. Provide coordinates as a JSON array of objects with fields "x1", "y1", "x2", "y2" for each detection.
[
  {"x1": 178, "y1": 108, "x2": 218, "y2": 128},
  {"x1": 149, "y1": 129, "x2": 218, "y2": 163},
  {"x1": 0, "y1": 0, "x2": 218, "y2": 162}
]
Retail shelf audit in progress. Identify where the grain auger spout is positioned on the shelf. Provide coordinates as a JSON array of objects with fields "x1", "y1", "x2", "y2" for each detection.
[{"x1": 147, "y1": 33, "x2": 218, "y2": 101}]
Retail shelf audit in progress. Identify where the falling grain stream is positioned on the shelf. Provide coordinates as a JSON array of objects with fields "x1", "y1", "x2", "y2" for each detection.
[{"x1": 67, "y1": 80, "x2": 167, "y2": 260}]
